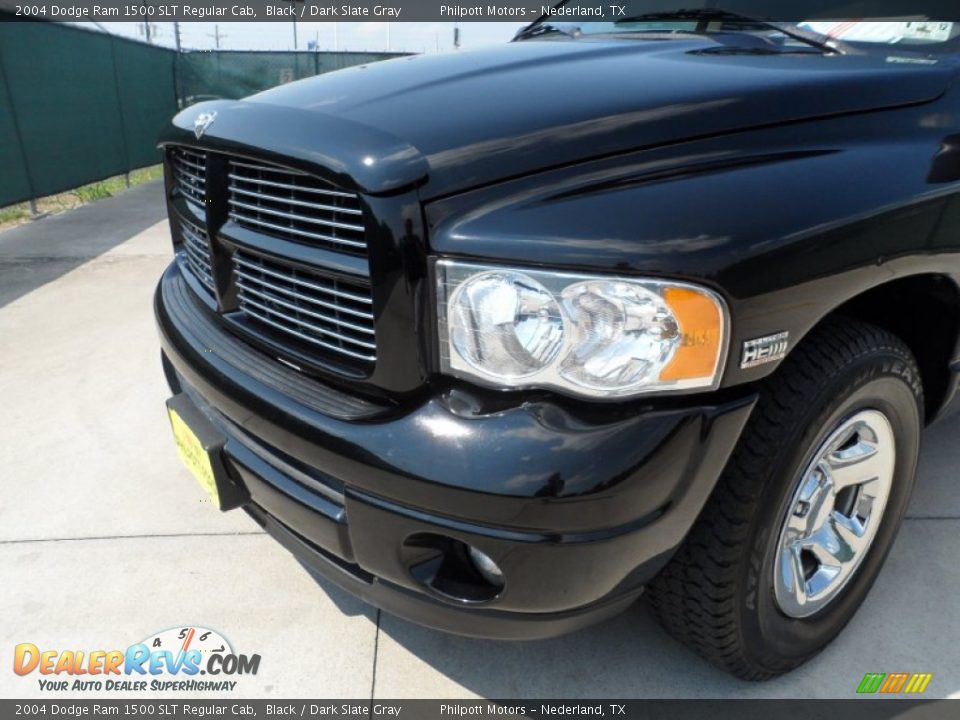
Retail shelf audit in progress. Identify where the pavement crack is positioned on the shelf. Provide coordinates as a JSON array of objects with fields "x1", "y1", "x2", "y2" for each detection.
[
  {"x1": 0, "y1": 531, "x2": 266, "y2": 545},
  {"x1": 0, "y1": 254, "x2": 168, "y2": 262},
  {"x1": 904, "y1": 516, "x2": 960, "y2": 521}
]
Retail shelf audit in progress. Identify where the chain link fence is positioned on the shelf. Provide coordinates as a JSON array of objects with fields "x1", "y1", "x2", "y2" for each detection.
[{"x1": 0, "y1": 17, "x2": 406, "y2": 209}]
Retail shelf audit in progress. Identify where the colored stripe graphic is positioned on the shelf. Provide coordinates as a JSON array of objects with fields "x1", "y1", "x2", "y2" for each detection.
[
  {"x1": 857, "y1": 673, "x2": 885, "y2": 694},
  {"x1": 880, "y1": 673, "x2": 909, "y2": 693},
  {"x1": 858, "y1": 672, "x2": 932, "y2": 694},
  {"x1": 904, "y1": 674, "x2": 934, "y2": 694}
]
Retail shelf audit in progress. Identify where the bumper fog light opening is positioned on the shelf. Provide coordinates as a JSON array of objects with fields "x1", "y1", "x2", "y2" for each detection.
[
  {"x1": 468, "y1": 546, "x2": 505, "y2": 588},
  {"x1": 403, "y1": 534, "x2": 506, "y2": 604}
]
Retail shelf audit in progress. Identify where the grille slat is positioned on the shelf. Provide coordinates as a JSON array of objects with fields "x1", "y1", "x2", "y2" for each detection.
[
  {"x1": 239, "y1": 306, "x2": 377, "y2": 362},
  {"x1": 229, "y1": 185, "x2": 363, "y2": 215},
  {"x1": 228, "y1": 173, "x2": 356, "y2": 199},
  {"x1": 239, "y1": 296, "x2": 377, "y2": 350},
  {"x1": 227, "y1": 158, "x2": 366, "y2": 254},
  {"x1": 236, "y1": 281, "x2": 376, "y2": 335},
  {"x1": 170, "y1": 147, "x2": 206, "y2": 208},
  {"x1": 233, "y1": 251, "x2": 377, "y2": 366},
  {"x1": 231, "y1": 159, "x2": 307, "y2": 175},
  {"x1": 234, "y1": 270, "x2": 374, "y2": 320},
  {"x1": 228, "y1": 198, "x2": 365, "y2": 233},
  {"x1": 233, "y1": 256, "x2": 372, "y2": 305},
  {"x1": 175, "y1": 155, "x2": 206, "y2": 174},
  {"x1": 228, "y1": 214, "x2": 366, "y2": 250},
  {"x1": 174, "y1": 166, "x2": 205, "y2": 186},
  {"x1": 184, "y1": 239, "x2": 211, "y2": 275},
  {"x1": 180, "y1": 218, "x2": 215, "y2": 294}
]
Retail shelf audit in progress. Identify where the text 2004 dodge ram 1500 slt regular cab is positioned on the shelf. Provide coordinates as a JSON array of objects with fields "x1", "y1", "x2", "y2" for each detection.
[{"x1": 155, "y1": 6, "x2": 960, "y2": 679}]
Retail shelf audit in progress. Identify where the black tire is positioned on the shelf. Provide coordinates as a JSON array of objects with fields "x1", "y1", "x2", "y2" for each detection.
[{"x1": 646, "y1": 318, "x2": 924, "y2": 680}]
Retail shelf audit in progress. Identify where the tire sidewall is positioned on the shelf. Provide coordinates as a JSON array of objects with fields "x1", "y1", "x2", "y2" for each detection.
[{"x1": 740, "y1": 354, "x2": 922, "y2": 671}]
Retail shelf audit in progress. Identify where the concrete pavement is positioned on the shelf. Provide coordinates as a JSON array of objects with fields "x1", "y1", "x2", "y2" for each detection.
[{"x1": 1, "y1": 182, "x2": 958, "y2": 699}]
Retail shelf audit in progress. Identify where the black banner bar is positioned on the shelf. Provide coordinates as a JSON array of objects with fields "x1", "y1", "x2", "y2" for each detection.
[
  {"x1": 0, "y1": 700, "x2": 956, "y2": 720},
  {"x1": 2, "y1": 0, "x2": 960, "y2": 22}
]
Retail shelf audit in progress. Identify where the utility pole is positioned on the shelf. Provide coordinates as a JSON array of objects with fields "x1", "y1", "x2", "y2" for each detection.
[
  {"x1": 138, "y1": 4, "x2": 154, "y2": 44},
  {"x1": 172, "y1": 20, "x2": 183, "y2": 111},
  {"x1": 454, "y1": 25, "x2": 460, "y2": 49},
  {"x1": 292, "y1": 20, "x2": 298, "y2": 50},
  {"x1": 209, "y1": 25, "x2": 224, "y2": 49}
]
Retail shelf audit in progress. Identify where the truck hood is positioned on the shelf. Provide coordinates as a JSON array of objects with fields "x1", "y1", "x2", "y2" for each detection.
[{"x1": 242, "y1": 38, "x2": 955, "y2": 198}]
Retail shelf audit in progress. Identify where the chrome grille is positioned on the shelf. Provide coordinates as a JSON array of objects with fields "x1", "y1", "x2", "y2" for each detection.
[
  {"x1": 170, "y1": 147, "x2": 206, "y2": 209},
  {"x1": 233, "y1": 251, "x2": 376, "y2": 364},
  {"x1": 227, "y1": 159, "x2": 366, "y2": 254},
  {"x1": 180, "y1": 217, "x2": 215, "y2": 294}
]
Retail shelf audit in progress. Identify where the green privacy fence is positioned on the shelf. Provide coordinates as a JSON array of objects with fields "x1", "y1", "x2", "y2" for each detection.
[
  {"x1": 0, "y1": 18, "x2": 405, "y2": 209},
  {"x1": 0, "y1": 21, "x2": 177, "y2": 208}
]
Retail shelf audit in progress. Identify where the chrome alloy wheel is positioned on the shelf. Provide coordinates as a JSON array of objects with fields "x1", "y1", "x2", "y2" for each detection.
[{"x1": 774, "y1": 410, "x2": 896, "y2": 618}]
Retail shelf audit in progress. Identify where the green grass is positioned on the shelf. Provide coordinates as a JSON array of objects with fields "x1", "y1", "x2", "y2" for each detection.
[
  {"x1": 0, "y1": 205, "x2": 30, "y2": 225},
  {"x1": 0, "y1": 164, "x2": 164, "y2": 231},
  {"x1": 72, "y1": 183, "x2": 115, "y2": 203},
  {"x1": 72, "y1": 165, "x2": 164, "y2": 203}
]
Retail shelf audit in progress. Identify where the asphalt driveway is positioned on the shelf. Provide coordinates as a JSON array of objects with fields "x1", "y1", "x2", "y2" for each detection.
[{"x1": 1, "y1": 181, "x2": 958, "y2": 699}]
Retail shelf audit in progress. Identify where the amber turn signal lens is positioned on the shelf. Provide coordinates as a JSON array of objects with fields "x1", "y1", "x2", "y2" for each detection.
[{"x1": 659, "y1": 287, "x2": 724, "y2": 383}]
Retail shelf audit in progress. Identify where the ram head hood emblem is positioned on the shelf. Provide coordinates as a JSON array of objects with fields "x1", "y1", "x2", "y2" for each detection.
[{"x1": 193, "y1": 111, "x2": 217, "y2": 139}]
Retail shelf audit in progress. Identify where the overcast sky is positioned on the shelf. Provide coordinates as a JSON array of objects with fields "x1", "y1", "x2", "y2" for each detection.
[{"x1": 76, "y1": 22, "x2": 529, "y2": 54}]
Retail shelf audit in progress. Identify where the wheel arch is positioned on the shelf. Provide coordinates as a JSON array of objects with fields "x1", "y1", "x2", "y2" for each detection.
[{"x1": 817, "y1": 273, "x2": 960, "y2": 423}]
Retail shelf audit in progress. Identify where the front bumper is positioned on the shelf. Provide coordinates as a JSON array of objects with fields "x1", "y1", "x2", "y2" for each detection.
[{"x1": 156, "y1": 263, "x2": 756, "y2": 639}]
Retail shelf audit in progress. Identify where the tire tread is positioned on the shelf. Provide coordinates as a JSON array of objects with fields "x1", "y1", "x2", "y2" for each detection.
[{"x1": 646, "y1": 318, "x2": 923, "y2": 680}]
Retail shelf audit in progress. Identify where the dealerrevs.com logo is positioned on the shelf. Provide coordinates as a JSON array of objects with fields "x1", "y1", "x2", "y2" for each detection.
[{"x1": 13, "y1": 626, "x2": 261, "y2": 692}]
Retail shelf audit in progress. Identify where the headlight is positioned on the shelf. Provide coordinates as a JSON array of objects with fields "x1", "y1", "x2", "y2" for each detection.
[
  {"x1": 437, "y1": 260, "x2": 728, "y2": 399},
  {"x1": 449, "y1": 271, "x2": 565, "y2": 379}
]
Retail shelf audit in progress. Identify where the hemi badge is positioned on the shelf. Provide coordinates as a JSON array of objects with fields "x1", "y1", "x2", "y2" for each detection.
[{"x1": 741, "y1": 331, "x2": 789, "y2": 369}]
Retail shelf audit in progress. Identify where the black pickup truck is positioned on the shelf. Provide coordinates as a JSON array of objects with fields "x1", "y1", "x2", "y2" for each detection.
[{"x1": 155, "y1": 8, "x2": 960, "y2": 679}]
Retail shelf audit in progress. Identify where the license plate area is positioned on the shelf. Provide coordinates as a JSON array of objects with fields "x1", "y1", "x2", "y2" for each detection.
[{"x1": 166, "y1": 394, "x2": 248, "y2": 511}]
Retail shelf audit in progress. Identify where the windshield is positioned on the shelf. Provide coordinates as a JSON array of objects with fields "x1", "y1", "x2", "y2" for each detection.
[{"x1": 519, "y1": 2, "x2": 960, "y2": 53}]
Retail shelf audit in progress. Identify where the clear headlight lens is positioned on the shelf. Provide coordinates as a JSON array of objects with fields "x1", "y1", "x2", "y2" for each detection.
[
  {"x1": 558, "y1": 281, "x2": 680, "y2": 390},
  {"x1": 437, "y1": 260, "x2": 728, "y2": 399},
  {"x1": 449, "y1": 271, "x2": 565, "y2": 379}
]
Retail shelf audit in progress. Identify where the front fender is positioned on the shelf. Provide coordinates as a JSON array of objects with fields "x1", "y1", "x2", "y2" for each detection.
[{"x1": 425, "y1": 100, "x2": 960, "y2": 391}]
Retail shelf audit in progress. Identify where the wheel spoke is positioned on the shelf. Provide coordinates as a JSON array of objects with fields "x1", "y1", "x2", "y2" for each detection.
[
  {"x1": 786, "y1": 468, "x2": 830, "y2": 536},
  {"x1": 784, "y1": 511, "x2": 808, "y2": 539},
  {"x1": 853, "y1": 487, "x2": 880, "y2": 524},
  {"x1": 806, "y1": 563, "x2": 843, "y2": 599},
  {"x1": 807, "y1": 524, "x2": 853, "y2": 565},
  {"x1": 798, "y1": 470, "x2": 827, "y2": 505},
  {"x1": 779, "y1": 544, "x2": 808, "y2": 611},
  {"x1": 827, "y1": 437, "x2": 891, "y2": 490},
  {"x1": 829, "y1": 511, "x2": 869, "y2": 555}
]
